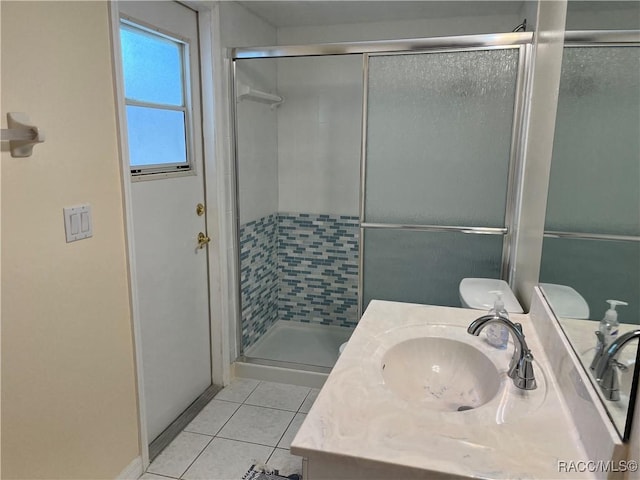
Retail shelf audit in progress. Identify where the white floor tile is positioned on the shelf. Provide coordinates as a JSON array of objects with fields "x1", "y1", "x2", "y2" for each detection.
[
  {"x1": 147, "y1": 432, "x2": 211, "y2": 479},
  {"x1": 214, "y1": 378, "x2": 260, "y2": 403},
  {"x1": 140, "y1": 473, "x2": 176, "y2": 480},
  {"x1": 277, "y1": 413, "x2": 306, "y2": 449},
  {"x1": 245, "y1": 381, "x2": 310, "y2": 412},
  {"x1": 183, "y1": 399, "x2": 240, "y2": 436},
  {"x1": 217, "y1": 404, "x2": 295, "y2": 447},
  {"x1": 299, "y1": 388, "x2": 320, "y2": 414},
  {"x1": 267, "y1": 448, "x2": 304, "y2": 478},
  {"x1": 182, "y1": 437, "x2": 273, "y2": 480}
]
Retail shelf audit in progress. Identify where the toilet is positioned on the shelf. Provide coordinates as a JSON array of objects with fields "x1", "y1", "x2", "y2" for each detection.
[
  {"x1": 539, "y1": 283, "x2": 590, "y2": 319},
  {"x1": 459, "y1": 278, "x2": 524, "y2": 313}
]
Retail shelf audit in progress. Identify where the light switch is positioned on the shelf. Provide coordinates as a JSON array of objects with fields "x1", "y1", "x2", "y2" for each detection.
[
  {"x1": 64, "y1": 204, "x2": 93, "y2": 242},
  {"x1": 70, "y1": 213, "x2": 80, "y2": 235},
  {"x1": 80, "y1": 212, "x2": 90, "y2": 233}
]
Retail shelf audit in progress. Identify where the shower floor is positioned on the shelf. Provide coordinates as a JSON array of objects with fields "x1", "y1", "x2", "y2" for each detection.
[{"x1": 244, "y1": 320, "x2": 354, "y2": 369}]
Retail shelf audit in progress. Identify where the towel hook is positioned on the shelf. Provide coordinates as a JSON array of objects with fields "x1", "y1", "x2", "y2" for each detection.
[{"x1": 1, "y1": 112, "x2": 45, "y2": 157}]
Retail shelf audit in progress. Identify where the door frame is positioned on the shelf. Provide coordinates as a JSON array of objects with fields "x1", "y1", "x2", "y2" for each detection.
[{"x1": 108, "y1": 1, "x2": 233, "y2": 469}]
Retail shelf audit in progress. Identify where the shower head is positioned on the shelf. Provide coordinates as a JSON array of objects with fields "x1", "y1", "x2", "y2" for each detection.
[{"x1": 512, "y1": 19, "x2": 527, "y2": 33}]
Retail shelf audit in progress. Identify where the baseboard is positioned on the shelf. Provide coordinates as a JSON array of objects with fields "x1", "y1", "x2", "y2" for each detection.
[
  {"x1": 233, "y1": 361, "x2": 327, "y2": 389},
  {"x1": 116, "y1": 456, "x2": 143, "y2": 480},
  {"x1": 149, "y1": 384, "x2": 222, "y2": 461}
]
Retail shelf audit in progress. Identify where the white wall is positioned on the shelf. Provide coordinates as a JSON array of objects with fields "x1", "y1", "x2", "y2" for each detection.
[
  {"x1": 275, "y1": 12, "x2": 524, "y2": 216},
  {"x1": 565, "y1": 1, "x2": 640, "y2": 30},
  {"x1": 276, "y1": 55, "x2": 362, "y2": 215},
  {"x1": 277, "y1": 12, "x2": 525, "y2": 44},
  {"x1": 220, "y1": 2, "x2": 279, "y2": 225}
]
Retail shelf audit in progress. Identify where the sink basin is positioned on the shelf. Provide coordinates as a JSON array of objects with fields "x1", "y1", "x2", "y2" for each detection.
[{"x1": 381, "y1": 337, "x2": 500, "y2": 411}]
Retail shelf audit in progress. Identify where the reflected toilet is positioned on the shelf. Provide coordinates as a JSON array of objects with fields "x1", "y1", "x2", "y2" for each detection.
[
  {"x1": 459, "y1": 278, "x2": 524, "y2": 313},
  {"x1": 539, "y1": 283, "x2": 590, "y2": 319}
]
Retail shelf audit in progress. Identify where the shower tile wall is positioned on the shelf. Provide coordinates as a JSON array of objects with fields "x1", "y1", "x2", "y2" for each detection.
[
  {"x1": 278, "y1": 213, "x2": 359, "y2": 327},
  {"x1": 239, "y1": 214, "x2": 278, "y2": 348},
  {"x1": 240, "y1": 213, "x2": 358, "y2": 349}
]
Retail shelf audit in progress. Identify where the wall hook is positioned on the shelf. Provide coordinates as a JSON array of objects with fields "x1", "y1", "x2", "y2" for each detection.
[{"x1": 1, "y1": 112, "x2": 46, "y2": 157}]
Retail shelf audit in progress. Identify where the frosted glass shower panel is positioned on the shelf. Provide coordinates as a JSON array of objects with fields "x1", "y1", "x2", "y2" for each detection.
[
  {"x1": 362, "y1": 229, "x2": 503, "y2": 309},
  {"x1": 540, "y1": 237, "x2": 639, "y2": 323},
  {"x1": 545, "y1": 47, "x2": 640, "y2": 236},
  {"x1": 365, "y1": 49, "x2": 519, "y2": 226}
]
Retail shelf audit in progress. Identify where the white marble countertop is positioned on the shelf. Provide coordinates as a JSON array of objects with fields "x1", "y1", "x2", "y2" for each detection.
[{"x1": 291, "y1": 300, "x2": 592, "y2": 479}]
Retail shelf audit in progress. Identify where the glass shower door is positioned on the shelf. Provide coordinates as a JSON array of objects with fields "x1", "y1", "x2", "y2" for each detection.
[{"x1": 362, "y1": 47, "x2": 523, "y2": 309}]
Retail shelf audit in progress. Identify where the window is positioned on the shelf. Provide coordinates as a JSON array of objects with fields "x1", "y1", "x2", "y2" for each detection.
[{"x1": 120, "y1": 20, "x2": 192, "y2": 176}]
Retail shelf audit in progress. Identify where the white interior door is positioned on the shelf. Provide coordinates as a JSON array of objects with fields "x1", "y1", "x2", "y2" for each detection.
[{"x1": 117, "y1": 1, "x2": 211, "y2": 442}]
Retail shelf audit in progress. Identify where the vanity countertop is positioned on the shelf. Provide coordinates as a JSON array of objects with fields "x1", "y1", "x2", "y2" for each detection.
[{"x1": 291, "y1": 300, "x2": 593, "y2": 479}]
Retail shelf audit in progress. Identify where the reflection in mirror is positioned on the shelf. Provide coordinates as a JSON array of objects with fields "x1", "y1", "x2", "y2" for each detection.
[{"x1": 540, "y1": 32, "x2": 639, "y2": 440}]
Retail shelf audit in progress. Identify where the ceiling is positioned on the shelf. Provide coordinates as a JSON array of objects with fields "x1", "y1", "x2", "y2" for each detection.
[{"x1": 238, "y1": 1, "x2": 525, "y2": 28}]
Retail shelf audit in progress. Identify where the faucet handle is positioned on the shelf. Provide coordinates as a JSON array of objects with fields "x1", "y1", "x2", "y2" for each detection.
[
  {"x1": 590, "y1": 330, "x2": 606, "y2": 371},
  {"x1": 597, "y1": 358, "x2": 625, "y2": 401},
  {"x1": 513, "y1": 350, "x2": 537, "y2": 390},
  {"x1": 612, "y1": 360, "x2": 628, "y2": 372}
]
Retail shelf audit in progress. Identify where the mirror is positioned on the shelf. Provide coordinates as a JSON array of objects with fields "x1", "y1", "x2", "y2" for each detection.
[{"x1": 539, "y1": 1, "x2": 639, "y2": 440}]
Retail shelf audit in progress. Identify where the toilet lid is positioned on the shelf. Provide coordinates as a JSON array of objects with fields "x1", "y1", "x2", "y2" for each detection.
[
  {"x1": 459, "y1": 278, "x2": 524, "y2": 313},
  {"x1": 539, "y1": 283, "x2": 590, "y2": 319}
]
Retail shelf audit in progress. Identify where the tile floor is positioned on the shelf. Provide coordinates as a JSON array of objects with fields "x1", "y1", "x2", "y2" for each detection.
[{"x1": 141, "y1": 379, "x2": 320, "y2": 480}]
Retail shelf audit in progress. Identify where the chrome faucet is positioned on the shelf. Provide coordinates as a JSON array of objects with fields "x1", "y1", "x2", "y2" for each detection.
[
  {"x1": 593, "y1": 329, "x2": 640, "y2": 401},
  {"x1": 467, "y1": 315, "x2": 537, "y2": 390}
]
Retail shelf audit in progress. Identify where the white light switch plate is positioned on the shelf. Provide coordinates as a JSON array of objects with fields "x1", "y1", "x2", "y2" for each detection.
[{"x1": 63, "y1": 204, "x2": 93, "y2": 242}]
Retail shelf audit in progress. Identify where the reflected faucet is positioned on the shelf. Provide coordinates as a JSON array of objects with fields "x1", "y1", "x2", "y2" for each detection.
[
  {"x1": 589, "y1": 330, "x2": 606, "y2": 371},
  {"x1": 467, "y1": 315, "x2": 537, "y2": 390},
  {"x1": 593, "y1": 329, "x2": 640, "y2": 401}
]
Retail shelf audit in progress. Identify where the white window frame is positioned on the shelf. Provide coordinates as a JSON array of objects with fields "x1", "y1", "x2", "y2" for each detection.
[{"x1": 120, "y1": 16, "x2": 196, "y2": 178}]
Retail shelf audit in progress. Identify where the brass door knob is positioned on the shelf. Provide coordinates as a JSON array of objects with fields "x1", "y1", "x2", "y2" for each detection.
[{"x1": 197, "y1": 232, "x2": 211, "y2": 249}]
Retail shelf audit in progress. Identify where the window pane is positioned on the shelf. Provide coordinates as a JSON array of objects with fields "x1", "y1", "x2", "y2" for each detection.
[
  {"x1": 126, "y1": 106, "x2": 187, "y2": 167},
  {"x1": 121, "y1": 25, "x2": 184, "y2": 106}
]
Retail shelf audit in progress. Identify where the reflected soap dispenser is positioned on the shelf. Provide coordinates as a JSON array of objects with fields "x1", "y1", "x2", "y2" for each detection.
[
  {"x1": 599, "y1": 299, "x2": 628, "y2": 345},
  {"x1": 486, "y1": 290, "x2": 509, "y2": 349}
]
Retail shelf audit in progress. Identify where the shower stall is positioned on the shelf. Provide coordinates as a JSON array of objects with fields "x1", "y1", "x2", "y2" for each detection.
[{"x1": 231, "y1": 32, "x2": 533, "y2": 373}]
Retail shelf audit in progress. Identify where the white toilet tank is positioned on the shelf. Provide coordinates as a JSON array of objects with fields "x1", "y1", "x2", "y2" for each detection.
[{"x1": 459, "y1": 278, "x2": 524, "y2": 313}]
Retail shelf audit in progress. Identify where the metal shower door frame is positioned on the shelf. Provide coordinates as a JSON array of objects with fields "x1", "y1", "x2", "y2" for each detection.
[
  {"x1": 357, "y1": 42, "x2": 533, "y2": 317},
  {"x1": 228, "y1": 32, "x2": 535, "y2": 359}
]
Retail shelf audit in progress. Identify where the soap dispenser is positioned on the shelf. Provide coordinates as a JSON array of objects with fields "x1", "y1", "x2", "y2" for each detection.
[
  {"x1": 486, "y1": 290, "x2": 509, "y2": 349},
  {"x1": 599, "y1": 299, "x2": 628, "y2": 345}
]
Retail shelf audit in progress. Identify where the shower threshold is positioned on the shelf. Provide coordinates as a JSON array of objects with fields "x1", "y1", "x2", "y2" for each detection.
[{"x1": 243, "y1": 320, "x2": 353, "y2": 370}]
